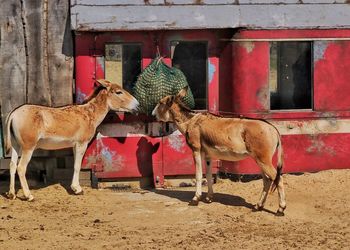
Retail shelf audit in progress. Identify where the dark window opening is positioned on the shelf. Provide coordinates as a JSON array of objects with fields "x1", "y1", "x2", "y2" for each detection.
[
  {"x1": 171, "y1": 41, "x2": 207, "y2": 110},
  {"x1": 105, "y1": 44, "x2": 142, "y2": 93},
  {"x1": 270, "y1": 41, "x2": 312, "y2": 110}
]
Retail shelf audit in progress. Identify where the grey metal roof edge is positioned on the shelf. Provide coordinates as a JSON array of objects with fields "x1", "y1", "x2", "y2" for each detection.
[{"x1": 71, "y1": 4, "x2": 350, "y2": 31}]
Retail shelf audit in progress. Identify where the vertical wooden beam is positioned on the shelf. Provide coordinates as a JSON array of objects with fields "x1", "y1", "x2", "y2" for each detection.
[
  {"x1": 23, "y1": 0, "x2": 52, "y2": 105},
  {"x1": 47, "y1": 0, "x2": 73, "y2": 106},
  {"x1": 0, "y1": 0, "x2": 26, "y2": 128}
]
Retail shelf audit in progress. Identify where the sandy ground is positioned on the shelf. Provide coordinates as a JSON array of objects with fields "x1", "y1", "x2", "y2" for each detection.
[{"x1": 0, "y1": 169, "x2": 349, "y2": 250}]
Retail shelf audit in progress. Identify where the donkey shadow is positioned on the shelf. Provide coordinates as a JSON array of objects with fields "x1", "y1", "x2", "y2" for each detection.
[
  {"x1": 154, "y1": 189, "x2": 256, "y2": 210},
  {"x1": 154, "y1": 189, "x2": 277, "y2": 215}
]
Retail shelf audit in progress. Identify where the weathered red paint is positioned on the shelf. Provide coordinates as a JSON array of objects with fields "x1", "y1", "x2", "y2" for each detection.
[
  {"x1": 232, "y1": 41, "x2": 269, "y2": 113},
  {"x1": 75, "y1": 30, "x2": 229, "y2": 186},
  {"x1": 208, "y1": 57, "x2": 219, "y2": 112},
  {"x1": 222, "y1": 29, "x2": 350, "y2": 174},
  {"x1": 222, "y1": 133, "x2": 350, "y2": 174},
  {"x1": 235, "y1": 29, "x2": 350, "y2": 39},
  {"x1": 75, "y1": 34, "x2": 96, "y2": 103},
  {"x1": 75, "y1": 29, "x2": 350, "y2": 184},
  {"x1": 314, "y1": 41, "x2": 350, "y2": 111},
  {"x1": 83, "y1": 136, "x2": 162, "y2": 178}
]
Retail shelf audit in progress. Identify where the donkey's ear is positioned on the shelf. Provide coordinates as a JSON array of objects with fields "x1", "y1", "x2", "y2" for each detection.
[
  {"x1": 166, "y1": 95, "x2": 175, "y2": 106},
  {"x1": 96, "y1": 79, "x2": 112, "y2": 89},
  {"x1": 176, "y1": 86, "x2": 188, "y2": 99}
]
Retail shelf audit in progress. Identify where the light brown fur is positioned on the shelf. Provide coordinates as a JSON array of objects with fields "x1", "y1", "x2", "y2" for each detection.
[
  {"x1": 152, "y1": 87, "x2": 286, "y2": 215},
  {"x1": 5, "y1": 79, "x2": 139, "y2": 201}
]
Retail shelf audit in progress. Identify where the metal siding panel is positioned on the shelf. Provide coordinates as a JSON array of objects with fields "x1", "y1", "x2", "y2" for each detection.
[
  {"x1": 208, "y1": 57, "x2": 219, "y2": 112},
  {"x1": 221, "y1": 133, "x2": 350, "y2": 174},
  {"x1": 314, "y1": 41, "x2": 350, "y2": 111},
  {"x1": 75, "y1": 34, "x2": 96, "y2": 103},
  {"x1": 232, "y1": 41, "x2": 269, "y2": 113},
  {"x1": 162, "y1": 133, "x2": 195, "y2": 176},
  {"x1": 85, "y1": 136, "x2": 161, "y2": 178}
]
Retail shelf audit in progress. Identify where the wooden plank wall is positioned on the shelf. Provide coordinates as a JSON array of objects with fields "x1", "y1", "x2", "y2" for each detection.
[{"x1": 0, "y1": 0, "x2": 73, "y2": 157}]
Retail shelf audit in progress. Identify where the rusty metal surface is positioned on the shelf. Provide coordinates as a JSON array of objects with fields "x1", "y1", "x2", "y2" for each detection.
[{"x1": 71, "y1": 2, "x2": 350, "y2": 31}]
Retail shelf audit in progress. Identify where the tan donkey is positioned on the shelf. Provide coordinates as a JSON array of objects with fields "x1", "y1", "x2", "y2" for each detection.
[
  {"x1": 4, "y1": 79, "x2": 139, "y2": 201},
  {"x1": 152, "y1": 87, "x2": 286, "y2": 216}
]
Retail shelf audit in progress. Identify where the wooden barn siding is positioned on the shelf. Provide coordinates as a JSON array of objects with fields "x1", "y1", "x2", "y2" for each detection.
[{"x1": 0, "y1": 0, "x2": 73, "y2": 157}]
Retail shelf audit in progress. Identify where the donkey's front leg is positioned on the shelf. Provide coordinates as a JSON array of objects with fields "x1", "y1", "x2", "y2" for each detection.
[
  {"x1": 189, "y1": 150, "x2": 203, "y2": 206},
  {"x1": 71, "y1": 143, "x2": 88, "y2": 195},
  {"x1": 204, "y1": 157, "x2": 213, "y2": 203}
]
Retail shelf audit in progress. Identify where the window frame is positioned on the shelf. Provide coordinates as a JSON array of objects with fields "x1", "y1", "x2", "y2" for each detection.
[
  {"x1": 269, "y1": 40, "x2": 314, "y2": 112},
  {"x1": 170, "y1": 40, "x2": 209, "y2": 111},
  {"x1": 104, "y1": 42, "x2": 143, "y2": 92}
]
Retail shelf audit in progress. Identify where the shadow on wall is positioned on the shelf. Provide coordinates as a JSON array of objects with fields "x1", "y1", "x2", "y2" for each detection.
[
  {"x1": 136, "y1": 137, "x2": 160, "y2": 177},
  {"x1": 62, "y1": 6, "x2": 73, "y2": 57}
]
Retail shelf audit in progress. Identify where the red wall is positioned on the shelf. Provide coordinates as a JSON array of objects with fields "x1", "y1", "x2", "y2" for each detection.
[
  {"x1": 75, "y1": 29, "x2": 350, "y2": 180},
  {"x1": 223, "y1": 29, "x2": 350, "y2": 174}
]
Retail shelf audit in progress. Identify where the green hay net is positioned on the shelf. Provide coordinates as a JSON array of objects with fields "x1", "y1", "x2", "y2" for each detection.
[{"x1": 133, "y1": 57, "x2": 195, "y2": 115}]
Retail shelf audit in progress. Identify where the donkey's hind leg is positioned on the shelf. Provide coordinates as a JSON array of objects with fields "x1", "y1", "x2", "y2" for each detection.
[
  {"x1": 17, "y1": 149, "x2": 35, "y2": 201},
  {"x1": 7, "y1": 146, "x2": 19, "y2": 199},
  {"x1": 253, "y1": 174, "x2": 272, "y2": 211},
  {"x1": 254, "y1": 158, "x2": 277, "y2": 211},
  {"x1": 276, "y1": 175, "x2": 287, "y2": 216}
]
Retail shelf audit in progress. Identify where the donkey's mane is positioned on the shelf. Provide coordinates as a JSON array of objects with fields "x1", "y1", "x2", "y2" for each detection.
[
  {"x1": 176, "y1": 98, "x2": 196, "y2": 114},
  {"x1": 82, "y1": 85, "x2": 106, "y2": 104}
]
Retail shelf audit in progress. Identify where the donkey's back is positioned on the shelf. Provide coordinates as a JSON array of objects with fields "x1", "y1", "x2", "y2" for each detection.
[
  {"x1": 191, "y1": 114, "x2": 280, "y2": 162},
  {"x1": 6, "y1": 104, "x2": 93, "y2": 152}
]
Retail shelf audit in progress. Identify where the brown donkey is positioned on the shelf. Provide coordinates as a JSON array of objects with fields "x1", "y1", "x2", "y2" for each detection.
[
  {"x1": 4, "y1": 79, "x2": 139, "y2": 201},
  {"x1": 152, "y1": 87, "x2": 286, "y2": 216}
]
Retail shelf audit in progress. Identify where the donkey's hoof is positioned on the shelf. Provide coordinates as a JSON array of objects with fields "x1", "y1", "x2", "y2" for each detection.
[
  {"x1": 74, "y1": 190, "x2": 84, "y2": 195},
  {"x1": 6, "y1": 192, "x2": 16, "y2": 200},
  {"x1": 252, "y1": 204, "x2": 263, "y2": 212},
  {"x1": 275, "y1": 210, "x2": 285, "y2": 217},
  {"x1": 26, "y1": 195, "x2": 34, "y2": 202},
  {"x1": 275, "y1": 205, "x2": 286, "y2": 216},
  {"x1": 188, "y1": 199, "x2": 199, "y2": 206},
  {"x1": 204, "y1": 197, "x2": 213, "y2": 204}
]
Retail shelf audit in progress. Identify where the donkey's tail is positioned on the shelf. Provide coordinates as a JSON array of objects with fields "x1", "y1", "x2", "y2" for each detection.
[
  {"x1": 271, "y1": 133, "x2": 283, "y2": 193},
  {"x1": 4, "y1": 112, "x2": 14, "y2": 155}
]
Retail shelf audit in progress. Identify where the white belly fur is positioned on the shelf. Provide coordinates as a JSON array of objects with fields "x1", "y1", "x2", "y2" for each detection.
[
  {"x1": 36, "y1": 138, "x2": 74, "y2": 150},
  {"x1": 204, "y1": 145, "x2": 249, "y2": 161}
]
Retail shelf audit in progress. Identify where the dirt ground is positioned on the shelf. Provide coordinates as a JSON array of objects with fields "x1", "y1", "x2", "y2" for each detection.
[{"x1": 0, "y1": 169, "x2": 349, "y2": 250}]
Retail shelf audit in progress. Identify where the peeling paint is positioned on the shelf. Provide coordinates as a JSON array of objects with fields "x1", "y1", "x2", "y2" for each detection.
[
  {"x1": 96, "y1": 134, "x2": 125, "y2": 172},
  {"x1": 208, "y1": 60, "x2": 216, "y2": 84},
  {"x1": 76, "y1": 87, "x2": 87, "y2": 104},
  {"x1": 314, "y1": 41, "x2": 329, "y2": 62},
  {"x1": 306, "y1": 136, "x2": 335, "y2": 156},
  {"x1": 167, "y1": 134, "x2": 185, "y2": 152},
  {"x1": 272, "y1": 119, "x2": 350, "y2": 135},
  {"x1": 239, "y1": 41, "x2": 255, "y2": 53},
  {"x1": 256, "y1": 85, "x2": 269, "y2": 110}
]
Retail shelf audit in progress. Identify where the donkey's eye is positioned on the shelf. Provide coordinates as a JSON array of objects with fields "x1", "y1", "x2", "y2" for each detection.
[{"x1": 115, "y1": 91, "x2": 123, "y2": 95}]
